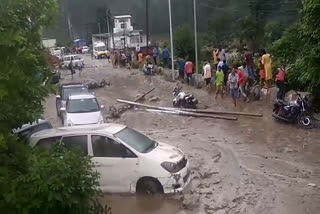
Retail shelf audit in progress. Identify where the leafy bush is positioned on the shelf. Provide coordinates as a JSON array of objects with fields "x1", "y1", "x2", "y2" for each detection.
[
  {"x1": 174, "y1": 25, "x2": 195, "y2": 61},
  {"x1": 0, "y1": 136, "x2": 110, "y2": 214}
]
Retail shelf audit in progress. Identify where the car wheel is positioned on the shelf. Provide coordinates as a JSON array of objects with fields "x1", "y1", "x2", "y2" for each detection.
[{"x1": 136, "y1": 178, "x2": 163, "y2": 195}]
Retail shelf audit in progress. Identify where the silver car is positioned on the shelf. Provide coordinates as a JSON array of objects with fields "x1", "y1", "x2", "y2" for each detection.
[{"x1": 60, "y1": 94, "x2": 104, "y2": 126}]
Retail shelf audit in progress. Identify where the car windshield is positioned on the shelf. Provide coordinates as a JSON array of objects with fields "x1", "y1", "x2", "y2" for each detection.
[
  {"x1": 96, "y1": 46, "x2": 105, "y2": 51},
  {"x1": 62, "y1": 86, "x2": 88, "y2": 100},
  {"x1": 115, "y1": 128, "x2": 158, "y2": 153},
  {"x1": 67, "y1": 98, "x2": 100, "y2": 113}
]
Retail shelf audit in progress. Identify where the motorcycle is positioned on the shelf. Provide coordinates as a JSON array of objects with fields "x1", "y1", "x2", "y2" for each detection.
[
  {"x1": 143, "y1": 63, "x2": 154, "y2": 75},
  {"x1": 173, "y1": 86, "x2": 198, "y2": 109},
  {"x1": 272, "y1": 93, "x2": 314, "y2": 129}
]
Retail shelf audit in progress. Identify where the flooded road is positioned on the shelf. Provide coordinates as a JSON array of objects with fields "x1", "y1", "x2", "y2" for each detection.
[{"x1": 44, "y1": 56, "x2": 320, "y2": 214}]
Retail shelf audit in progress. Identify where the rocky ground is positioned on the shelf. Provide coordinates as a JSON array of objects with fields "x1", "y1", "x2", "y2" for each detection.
[{"x1": 44, "y1": 55, "x2": 320, "y2": 214}]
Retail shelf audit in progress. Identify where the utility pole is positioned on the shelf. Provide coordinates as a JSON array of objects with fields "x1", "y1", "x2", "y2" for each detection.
[
  {"x1": 106, "y1": 9, "x2": 110, "y2": 34},
  {"x1": 98, "y1": 23, "x2": 101, "y2": 34},
  {"x1": 146, "y1": 0, "x2": 149, "y2": 50},
  {"x1": 193, "y1": 0, "x2": 198, "y2": 73},
  {"x1": 168, "y1": 0, "x2": 174, "y2": 80}
]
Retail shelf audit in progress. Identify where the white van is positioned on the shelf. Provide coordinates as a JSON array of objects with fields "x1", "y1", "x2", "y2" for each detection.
[
  {"x1": 93, "y1": 42, "x2": 107, "y2": 59},
  {"x1": 62, "y1": 55, "x2": 84, "y2": 68}
]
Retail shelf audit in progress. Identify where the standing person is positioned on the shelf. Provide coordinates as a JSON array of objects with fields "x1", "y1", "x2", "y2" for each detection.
[
  {"x1": 185, "y1": 60, "x2": 194, "y2": 85},
  {"x1": 238, "y1": 66, "x2": 249, "y2": 102},
  {"x1": 110, "y1": 52, "x2": 115, "y2": 68},
  {"x1": 221, "y1": 59, "x2": 229, "y2": 91},
  {"x1": 106, "y1": 49, "x2": 111, "y2": 63},
  {"x1": 244, "y1": 47, "x2": 255, "y2": 82},
  {"x1": 215, "y1": 66, "x2": 224, "y2": 99},
  {"x1": 217, "y1": 58, "x2": 224, "y2": 69},
  {"x1": 78, "y1": 60, "x2": 83, "y2": 76},
  {"x1": 275, "y1": 65, "x2": 286, "y2": 100},
  {"x1": 228, "y1": 66, "x2": 239, "y2": 107},
  {"x1": 68, "y1": 59, "x2": 75, "y2": 78},
  {"x1": 213, "y1": 48, "x2": 219, "y2": 69},
  {"x1": 259, "y1": 54, "x2": 265, "y2": 87},
  {"x1": 202, "y1": 62, "x2": 212, "y2": 89},
  {"x1": 261, "y1": 49, "x2": 272, "y2": 89},
  {"x1": 218, "y1": 47, "x2": 226, "y2": 61},
  {"x1": 177, "y1": 58, "x2": 185, "y2": 83},
  {"x1": 153, "y1": 47, "x2": 159, "y2": 65},
  {"x1": 238, "y1": 62, "x2": 248, "y2": 79},
  {"x1": 127, "y1": 52, "x2": 132, "y2": 69},
  {"x1": 162, "y1": 46, "x2": 169, "y2": 68},
  {"x1": 138, "y1": 52, "x2": 144, "y2": 71},
  {"x1": 114, "y1": 52, "x2": 119, "y2": 68}
]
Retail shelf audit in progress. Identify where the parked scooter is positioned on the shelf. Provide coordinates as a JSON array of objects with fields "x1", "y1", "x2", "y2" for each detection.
[
  {"x1": 143, "y1": 62, "x2": 154, "y2": 75},
  {"x1": 273, "y1": 92, "x2": 314, "y2": 129},
  {"x1": 173, "y1": 86, "x2": 198, "y2": 109}
]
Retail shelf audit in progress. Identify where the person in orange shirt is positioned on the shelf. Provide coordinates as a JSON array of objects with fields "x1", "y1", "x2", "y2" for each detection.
[
  {"x1": 276, "y1": 65, "x2": 286, "y2": 100},
  {"x1": 185, "y1": 60, "x2": 194, "y2": 85},
  {"x1": 213, "y1": 48, "x2": 219, "y2": 69},
  {"x1": 138, "y1": 52, "x2": 144, "y2": 70}
]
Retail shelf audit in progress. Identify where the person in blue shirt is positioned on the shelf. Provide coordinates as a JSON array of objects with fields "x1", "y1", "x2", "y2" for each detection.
[
  {"x1": 153, "y1": 47, "x2": 159, "y2": 65},
  {"x1": 162, "y1": 46, "x2": 169, "y2": 68},
  {"x1": 177, "y1": 58, "x2": 185, "y2": 83}
]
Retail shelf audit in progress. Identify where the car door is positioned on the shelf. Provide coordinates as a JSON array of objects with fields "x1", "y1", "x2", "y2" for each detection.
[{"x1": 89, "y1": 135, "x2": 139, "y2": 193}]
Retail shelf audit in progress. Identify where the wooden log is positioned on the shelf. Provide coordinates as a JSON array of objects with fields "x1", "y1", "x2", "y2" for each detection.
[
  {"x1": 134, "y1": 88, "x2": 155, "y2": 102},
  {"x1": 177, "y1": 108, "x2": 263, "y2": 117},
  {"x1": 146, "y1": 109, "x2": 237, "y2": 120},
  {"x1": 116, "y1": 99, "x2": 238, "y2": 121}
]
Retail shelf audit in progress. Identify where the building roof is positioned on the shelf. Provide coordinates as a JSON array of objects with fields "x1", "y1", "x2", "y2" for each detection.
[{"x1": 114, "y1": 15, "x2": 132, "y2": 19}]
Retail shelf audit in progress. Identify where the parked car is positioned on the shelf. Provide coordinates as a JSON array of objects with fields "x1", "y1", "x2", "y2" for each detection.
[
  {"x1": 81, "y1": 46, "x2": 90, "y2": 54},
  {"x1": 12, "y1": 119, "x2": 53, "y2": 143},
  {"x1": 60, "y1": 94, "x2": 105, "y2": 126},
  {"x1": 29, "y1": 123, "x2": 191, "y2": 194},
  {"x1": 56, "y1": 83, "x2": 89, "y2": 116},
  {"x1": 61, "y1": 55, "x2": 84, "y2": 68}
]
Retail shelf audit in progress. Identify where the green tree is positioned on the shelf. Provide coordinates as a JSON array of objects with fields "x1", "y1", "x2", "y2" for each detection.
[{"x1": 174, "y1": 25, "x2": 195, "y2": 61}]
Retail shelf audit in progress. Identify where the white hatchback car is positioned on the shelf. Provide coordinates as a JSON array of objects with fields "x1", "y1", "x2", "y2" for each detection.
[
  {"x1": 60, "y1": 94, "x2": 104, "y2": 126},
  {"x1": 29, "y1": 124, "x2": 191, "y2": 194}
]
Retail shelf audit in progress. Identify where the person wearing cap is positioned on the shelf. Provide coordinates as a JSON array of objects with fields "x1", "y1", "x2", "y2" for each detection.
[{"x1": 215, "y1": 66, "x2": 224, "y2": 99}]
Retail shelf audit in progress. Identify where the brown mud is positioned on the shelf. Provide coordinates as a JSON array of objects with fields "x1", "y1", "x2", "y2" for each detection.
[{"x1": 44, "y1": 56, "x2": 320, "y2": 214}]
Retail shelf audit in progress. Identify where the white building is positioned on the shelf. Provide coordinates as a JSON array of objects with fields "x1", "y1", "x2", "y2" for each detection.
[{"x1": 92, "y1": 15, "x2": 147, "y2": 50}]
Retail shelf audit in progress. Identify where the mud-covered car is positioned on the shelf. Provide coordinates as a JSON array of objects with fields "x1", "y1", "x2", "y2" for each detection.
[
  {"x1": 29, "y1": 123, "x2": 191, "y2": 194},
  {"x1": 56, "y1": 83, "x2": 89, "y2": 116}
]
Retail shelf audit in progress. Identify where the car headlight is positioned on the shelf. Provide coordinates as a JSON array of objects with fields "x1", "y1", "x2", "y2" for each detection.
[{"x1": 161, "y1": 162, "x2": 180, "y2": 173}]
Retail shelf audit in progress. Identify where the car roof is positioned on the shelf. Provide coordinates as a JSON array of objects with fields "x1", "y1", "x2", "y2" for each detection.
[
  {"x1": 30, "y1": 123, "x2": 127, "y2": 146},
  {"x1": 12, "y1": 119, "x2": 51, "y2": 133},
  {"x1": 68, "y1": 94, "x2": 95, "y2": 100},
  {"x1": 64, "y1": 55, "x2": 76, "y2": 57}
]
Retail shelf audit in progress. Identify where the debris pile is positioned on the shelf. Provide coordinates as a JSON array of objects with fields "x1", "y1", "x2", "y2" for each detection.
[{"x1": 82, "y1": 78, "x2": 110, "y2": 89}]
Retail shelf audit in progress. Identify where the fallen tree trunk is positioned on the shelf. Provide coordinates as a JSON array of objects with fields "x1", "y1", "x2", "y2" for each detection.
[
  {"x1": 146, "y1": 109, "x2": 237, "y2": 120},
  {"x1": 177, "y1": 108, "x2": 263, "y2": 117},
  {"x1": 117, "y1": 99, "x2": 237, "y2": 121},
  {"x1": 134, "y1": 88, "x2": 155, "y2": 102}
]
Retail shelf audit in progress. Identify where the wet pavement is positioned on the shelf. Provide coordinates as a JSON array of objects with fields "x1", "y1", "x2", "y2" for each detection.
[{"x1": 44, "y1": 55, "x2": 320, "y2": 214}]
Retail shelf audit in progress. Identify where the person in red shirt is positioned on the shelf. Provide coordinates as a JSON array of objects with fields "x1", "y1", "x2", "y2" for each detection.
[
  {"x1": 185, "y1": 60, "x2": 194, "y2": 85},
  {"x1": 276, "y1": 65, "x2": 286, "y2": 99},
  {"x1": 238, "y1": 65, "x2": 249, "y2": 102}
]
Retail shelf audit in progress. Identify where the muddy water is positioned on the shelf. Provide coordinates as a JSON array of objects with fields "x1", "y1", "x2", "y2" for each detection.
[{"x1": 43, "y1": 56, "x2": 320, "y2": 214}]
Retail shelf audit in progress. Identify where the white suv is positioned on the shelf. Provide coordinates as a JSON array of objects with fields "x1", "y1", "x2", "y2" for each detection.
[
  {"x1": 29, "y1": 124, "x2": 191, "y2": 194},
  {"x1": 60, "y1": 94, "x2": 104, "y2": 126}
]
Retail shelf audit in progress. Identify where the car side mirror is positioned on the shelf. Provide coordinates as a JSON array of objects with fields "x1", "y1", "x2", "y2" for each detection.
[
  {"x1": 60, "y1": 107, "x2": 66, "y2": 112},
  {"x1": 100, "y1": 105, "x2": 105, "y2": 110},
  {"x1": 56, "y1": 95, "x2": 61, "y2": 99}
]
